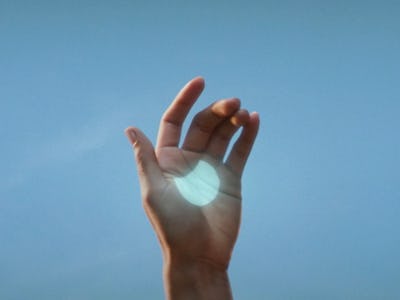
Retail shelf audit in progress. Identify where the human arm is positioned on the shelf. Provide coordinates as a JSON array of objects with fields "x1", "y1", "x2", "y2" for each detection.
[{"x1": 125, "y1": 77, "x2": 259, "y2": 300}]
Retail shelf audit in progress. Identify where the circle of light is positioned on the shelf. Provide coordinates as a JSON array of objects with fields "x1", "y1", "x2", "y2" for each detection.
[{"x1": 173, "y1": 160, "x2": 220, "y2": 206}]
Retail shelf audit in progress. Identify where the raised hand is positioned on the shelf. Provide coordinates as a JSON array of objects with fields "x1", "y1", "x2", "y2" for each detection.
[{"x1": 125, "y1": 77, "x2": 259, "y2": 300}]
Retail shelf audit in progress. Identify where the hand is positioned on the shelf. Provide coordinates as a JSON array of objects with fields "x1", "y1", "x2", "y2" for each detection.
[{"x1": 125, "y1": 77, "x2": 259, "y2": 299}]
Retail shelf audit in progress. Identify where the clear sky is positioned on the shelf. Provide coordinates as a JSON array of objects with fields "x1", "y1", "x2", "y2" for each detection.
[{"x1": 1, "y1": 1, "x2": 399, "y2": 299}]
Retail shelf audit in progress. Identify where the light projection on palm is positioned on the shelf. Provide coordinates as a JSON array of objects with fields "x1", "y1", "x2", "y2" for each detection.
[{"x1": 174, "y1": 160, "x2": 220, "y2": 206}]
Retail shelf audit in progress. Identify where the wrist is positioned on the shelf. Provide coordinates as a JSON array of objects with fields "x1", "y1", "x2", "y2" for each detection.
[{"x1": 163, "y1": 253, "x2": 233, "y2": 300}]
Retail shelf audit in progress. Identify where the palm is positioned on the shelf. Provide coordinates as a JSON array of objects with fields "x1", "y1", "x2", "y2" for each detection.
[{"x1": 149, "y1": 147, "x2": 242, "y2": 266}]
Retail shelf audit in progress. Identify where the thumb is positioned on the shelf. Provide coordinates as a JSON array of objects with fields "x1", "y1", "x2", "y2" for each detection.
[{"x1": 124, "y1": 127, "x2": 164, "y2": 193}]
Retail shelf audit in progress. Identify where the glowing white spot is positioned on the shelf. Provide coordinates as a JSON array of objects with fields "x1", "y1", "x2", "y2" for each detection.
[{"x1": 174, "y1": 160, "x2": 220, "y2": 206}]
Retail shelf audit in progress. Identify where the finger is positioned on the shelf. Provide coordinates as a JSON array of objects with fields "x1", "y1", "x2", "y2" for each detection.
[
  {"x1": 125, "y1": 127, "x2": 164, "y2": 197},
  {"x1": 181, "y1": 98, "x2": 241, "y2": 152},
  {"x1": 156, "y1": 77, "x2": 205, "y2": 149},
  {"x1": 206, "y1": 109, "x2": 250, "y2": 160},
  {"x1": 225, "y1": 112, "x2": 260, "y2": 176}
]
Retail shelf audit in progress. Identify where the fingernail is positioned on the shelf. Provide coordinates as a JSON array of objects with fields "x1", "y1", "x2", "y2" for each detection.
[{"x1": 125, "y1": 129, "x2": 137, "y2": 146}]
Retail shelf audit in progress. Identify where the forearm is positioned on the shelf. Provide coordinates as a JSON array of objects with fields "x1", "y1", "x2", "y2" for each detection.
[{"x1": 163, "y1": 253, "x2": 233, "y2": 300}]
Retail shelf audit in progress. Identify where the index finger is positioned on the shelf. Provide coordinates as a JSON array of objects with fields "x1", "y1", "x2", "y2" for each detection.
[{"x1": 156, "y1": 77, "x2": 205, "y2": 149}]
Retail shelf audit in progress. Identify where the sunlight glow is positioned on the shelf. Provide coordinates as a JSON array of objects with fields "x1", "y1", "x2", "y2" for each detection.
[{"x1": 174, "y1": 160, "x2": 220, "y2": 206}]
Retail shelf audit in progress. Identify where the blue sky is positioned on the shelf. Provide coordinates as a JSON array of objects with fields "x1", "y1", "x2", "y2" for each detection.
[{"x1": 1, "y1": 1, "x2": 399, "y2": 299}]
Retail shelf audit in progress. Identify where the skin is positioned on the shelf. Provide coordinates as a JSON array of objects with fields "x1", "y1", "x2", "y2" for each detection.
[{"x1": 125, "y1": 77, "x2": 259, "y2": 300}]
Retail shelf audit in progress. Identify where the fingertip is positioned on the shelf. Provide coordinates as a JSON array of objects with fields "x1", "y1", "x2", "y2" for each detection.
[
  {"x1": 250, "y1": 111, "x2": 259, "y2": 118},
  {"x1": 187, "y1": 76, "x2": 205, "y2": 90},
  {"x1": 249, "y1": 111, "x2": 260, "y2": 126},
  {"x1": 193, "y1": 76, "x2": 205, "y2": 84},
  {"x1": 124, "y1": 127, "x2": 138, "y2": 146},
  {"x1": 230, "y1": 109, "x2": 250, "y2": 127},
  {"x1": 212, "y1": 97, "x2": 241, "y2": 116},
  {"x1": 232, "y1": 97, "x2": 241, "y2": 107},
  {"x1": 176, "y1": 76, "x2": 205, "y2": 105},
  {"x1": 124, "y1": 126, "x2": 135, "y2": 134}
]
